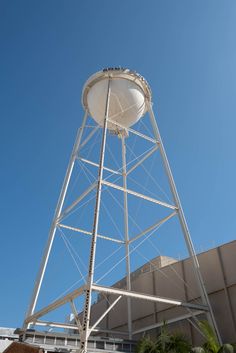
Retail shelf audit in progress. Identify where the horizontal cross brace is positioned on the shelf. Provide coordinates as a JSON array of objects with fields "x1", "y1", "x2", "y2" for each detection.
[
  {"x1": 58, "y1": 223, "x2": 125, "y2": 244},
  {"x1": 101, "y1": 180, "x2": 177, "y2": 210},
  {"x1": 89, "y1": 327, "x2": 128, "y2": 335},
  {"x1": 84, "y1": 125, "x2": 100, "y2": 128},
  {"x1": 106, "y1": 118, "x2": 158, "y2": 144},
  {"x1": 27, "y1": 320, "x2": 128, "y2": 337},
  {"x1": 23, "y1": 325, "x2": 128, "y2": 337},
  {"x1": 24, "y1": 282, "x2": 207, "y2": 333},
  {"x1": 78, "y1": 157, "x2": 122, "y2": 176},
  {"x1": 92, "y1": 284, "x2": 208, "y2": 311},
  {"x1": 29, "y1": 320, "x2": 80, "y2": 330},
  {"x1": 132, "y1": 310, "x2": 205, "y2": 335}
]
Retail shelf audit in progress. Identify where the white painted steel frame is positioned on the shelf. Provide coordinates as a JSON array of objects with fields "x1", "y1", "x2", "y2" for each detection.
[
  {"x1": 78, "y1": 157, "x2": 122, "y2": 176},
  {"x1": 121, "y1": 135, "x2": 132, "y2": 339},
  {"x1": 24, "y1": 283, "x2": 208, "y2": 333},
  {"x1": 101, "y1": 180, "x2": 177, "y2": 210},
  {"x1": 58, "y1": 223, "x2": 125, "y2": 244},
  {"x1": 106, "y1": 118, "x2": 157, "y2": 143},
  {"x1": 80, "y1": 125, "x2": 100, "y2": 150},
  {"x1": 89, "y1": 295, "x2": 122, "y2": 335},
  {"x1": 28, "y1": 320, "x2": 127, "y2": 336},
  {"x1": 25, "y1": 111, "x2": 88, "y2": 325},
  {"x1": 127, "y1": 144, "x2": 159, "y2": 175},
  {"x1": 58, "y1": 182, "x2": 96, "y2": 222},
  {"x1": 129, "y1": 211, "x2": 177, "y2": 244},
  {"x1": 92, "y1": 284, "x2": 208, "y2": 310},
  {"x1": 25, "y1": 285, "x2": 85, "y2": 324},
  {"x1": 80, "y1": 78, "x2": 111, "y2": 353},
  {"x1": 24, "y1": 71, "x2": 221, "y2": 349},
  {"x1": 70, "y1": 300, "x2": 83, "y2": 332},
  {"x1": 132, "y1": 310, "x2": 206, "y2": 335},
  {"x1": 147, "y1": 102, "x2": 222, "y2": 343}
]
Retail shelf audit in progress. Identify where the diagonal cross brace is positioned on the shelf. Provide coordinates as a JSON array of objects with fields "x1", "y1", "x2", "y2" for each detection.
[{"x1": 24, "y1": 285, "x2": 85, "y2": 325}]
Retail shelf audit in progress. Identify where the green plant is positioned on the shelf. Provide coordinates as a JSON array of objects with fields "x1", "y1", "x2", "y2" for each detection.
[
  {"x1": 168, "y1": 332, "x2": 191, "y2": 353},
  {"x1": 198, "y1": 320, "x2": 220, "y2": 353},
  {"x1": 136, "y1": 320, "x2": 234, "y2": 353},
  {"x1": 136, "y1": 324, "x2": 191, "y2": 353},
  {"x1": 193, "y1": 320, "x2": 234, "y2": 353},
  {"x1": 156, "y1": 324, "x2": 171, "y2": 353},
  {"x1": 135, "y1": 336, "x2": 159, "y2": 353}
]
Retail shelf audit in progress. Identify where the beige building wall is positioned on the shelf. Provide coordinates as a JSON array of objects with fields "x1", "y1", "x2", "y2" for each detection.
[{"x1": 89, "y1": 240, "x2": 236, "y2": 344}]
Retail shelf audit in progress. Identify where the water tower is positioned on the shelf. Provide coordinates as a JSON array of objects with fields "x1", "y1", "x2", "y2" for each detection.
[{"x1": 23, "y1": 68, "x2": 221, "y2": 351}]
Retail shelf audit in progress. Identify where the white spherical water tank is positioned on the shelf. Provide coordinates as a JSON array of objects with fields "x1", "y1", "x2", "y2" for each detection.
[{"x1": 82, "y1": 68, "x2": 152, "y2": 131}]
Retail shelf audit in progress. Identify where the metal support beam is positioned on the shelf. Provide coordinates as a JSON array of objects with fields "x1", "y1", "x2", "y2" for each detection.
[
  {"x1": 26, "y1": 320, "x2": 129, "y2": 337},
  {"x1": 31, "y1": 320, "x2": 81, "y2": 331},
  {"x1": 87, "y1": 327, "x2": 128, "y2": 335},
  {"x1": 132, "y1": 310, "x2": 205, "y2": 335},
  {"x1": 78, "y1": 157, "x2": 121, "y2": 176},
  {"x1": 58, "y1": 223, "x2": 125, "y2": 244},
  {"x1": 24, "y1": 285, "x2": 85, "y2": 325},
  {"x1": 106, "y1": 118, "x2": 158, "y2": 143},
  {"x1": 148, "y1": 103, "x2": 222, "y2": 344},
  {"x1": 187, "y1": 317, "x2": 207, "y2": 339},
  {"x1": 23, "y1": 71, "x2": 222, "y2": 347},
  {"x1": 129, "y1": 211, "x2": 177, "y2": 244},
  {"x1": 70, "y1": 300, "x2": 83, "y2": 332},
  {"x1": 80, "y1": 125, "x2": 100, "y2": 149},
  {"x1": 102, "y1": 180, "x2": 177, "y2": 210},
  {"x1": 22, "y1": 323, "x2": 128, "y2": 337},
  {"x1": 92, "y1": 284, "x2": 208, "y2": 311},
  {"x1": 80, "y1": 78, "x2": 111, "y2": 353},
  {"x1": 58, "y1": 182, "x2": 96, "y2": 222},
  {"x1": 127, "y1": 145, "x2": 159, "y2": 176},
  {"x1": 121, "y1": 136, "x2": 132, "y2": 339},
  {"x1": 89, "y1": 296, "x2": 122, "y2": 335},
  {"x1": 25, "y1": 111, "x2": 88, "y2": 325}
]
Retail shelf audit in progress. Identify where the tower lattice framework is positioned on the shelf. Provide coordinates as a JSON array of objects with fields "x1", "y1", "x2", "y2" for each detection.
[{"x1": 23, "y1": 68, "x2": 221, "y2": 352}]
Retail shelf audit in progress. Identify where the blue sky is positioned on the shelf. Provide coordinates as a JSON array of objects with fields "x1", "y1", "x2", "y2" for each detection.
[{"x1": 1, "y1": 0, "x2": 236, "y2": 328}]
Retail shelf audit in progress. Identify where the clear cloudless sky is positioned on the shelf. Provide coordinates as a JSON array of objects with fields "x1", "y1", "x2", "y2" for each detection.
[{"x1": 1, "y1": 0, "x2": 236, "y2": 328}]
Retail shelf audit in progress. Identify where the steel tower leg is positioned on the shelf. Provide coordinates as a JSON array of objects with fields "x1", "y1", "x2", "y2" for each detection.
[
  {"x1": 148, "y1": 103, "x2": 222, "y2": 343},
  {"x1": 25, "y1": 111, "x2": 88, "y2": 324},
  {"x1": 121, "y1": 135, "x2": 132, "y2": 339},
  {"x1": 80, "y1": 79, "x2": 111, "y2": 353}
]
